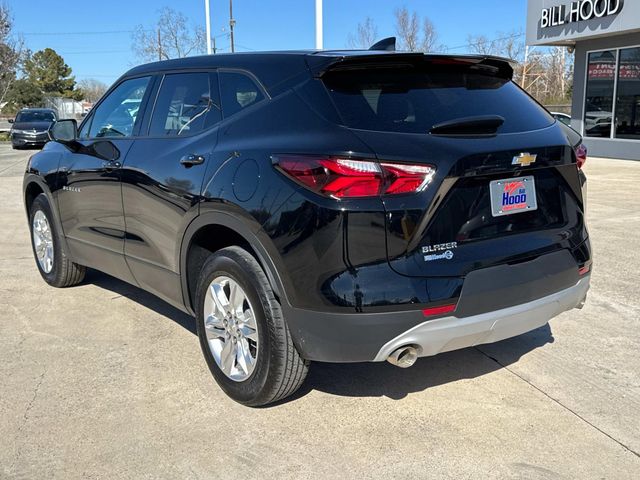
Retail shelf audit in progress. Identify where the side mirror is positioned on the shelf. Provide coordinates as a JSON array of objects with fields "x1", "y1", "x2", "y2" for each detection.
[
  {"x1": 91, "y1": 141, "x2": 120, "y2": 162},
  {"x1": 48, "y1": 119, "x2": 77, "y2": 143},
  {"x1": 8, "y1": 118, "x2": 13, "y2": 123}
]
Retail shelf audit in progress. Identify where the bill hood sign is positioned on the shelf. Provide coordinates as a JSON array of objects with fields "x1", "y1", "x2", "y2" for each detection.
[
  {"x1": 540, "y1": 0, "x2": 623, "y2": 28},
  {"x1": 527, "y1": 0, "x2": 638, "y2": 46}
]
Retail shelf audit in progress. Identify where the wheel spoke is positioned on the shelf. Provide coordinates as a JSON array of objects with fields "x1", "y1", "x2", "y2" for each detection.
[
  {"x1": 239, "y1": 310, "x2": 258, "y2": 341},
  {"x1": 45, "y1": 244, "x2": 54, "y2": 271},
  {"x1": 220, "y1": 338, "x2": 235, "y2": 375},
  {"x1": 236, "y1": 338, "x2": 253, "y2": 375},
  {"x1": 209, "y1": 282, "x2": 230, "y2": 317},
  {"x1": 228, "y1": 280, "x2": 246, "y2": 316},
  {"x1": 204, "y1": 315, "x2": 225, "y2": 340}
]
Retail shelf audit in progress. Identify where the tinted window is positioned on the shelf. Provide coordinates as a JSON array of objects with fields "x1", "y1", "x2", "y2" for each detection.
[
  {"x1": 323, "y1": 66, "x2": 554, "y2": 134},
  {"x1": 149, "y1": 73, "x2": 218, "y2": 136},
  {"x1": 89, "y1": 76, "x2": 150, "y2": 138},
  {"x1": 584, "y1": 51, "x2": 615, "y2": 138},
  {"x1": 16, "y1": 111, "x2": 55, "y2": 123},
  {"x1": 78, "y1": 113, "x2": 93, "y2": 139},
  {"x1": 615, "y1": 47, "x2": 640, "y2": 140},
  {"x1": 219, "y1": 72, "x2": 264, "y2": 118}
]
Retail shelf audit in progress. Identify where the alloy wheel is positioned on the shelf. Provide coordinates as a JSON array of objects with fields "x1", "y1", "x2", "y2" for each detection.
[
  {"x1": 203, "y1": 276, "x2": 259, "y2": 382},
  {"x1": 32, "y1": 210, "x2": 54, "y2": 274}
]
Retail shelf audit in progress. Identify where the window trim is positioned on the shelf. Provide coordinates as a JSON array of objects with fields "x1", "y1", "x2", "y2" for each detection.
[
  {"x1": 583, "y1": 44, "x2": 640, "y2": 142},
  {"x1": 77, "y1": 66, "x2": 271, "y2": 140},
  {"x1": 143, "y1": 69, "x2": 223, "y2": 139},
  {"x1": 80, "y1": 73, "x2": 155, "y2": 141}
]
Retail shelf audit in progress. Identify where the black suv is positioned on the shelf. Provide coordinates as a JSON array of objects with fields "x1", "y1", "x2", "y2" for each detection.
[
  {"x1": 23, "y1": 46, "x2": 591, "y2": 406},
  {"x1": 10, "y1": 108, "x2": 56, "y2": 149}
]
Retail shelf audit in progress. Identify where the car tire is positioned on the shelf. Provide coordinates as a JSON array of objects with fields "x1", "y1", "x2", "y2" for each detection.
[
  {"x1": 196, "y1": 246, "x2": 309, "y2": 407},
  {"x1": 29, "y1": 193, "x2": 86, "y2": 287}
]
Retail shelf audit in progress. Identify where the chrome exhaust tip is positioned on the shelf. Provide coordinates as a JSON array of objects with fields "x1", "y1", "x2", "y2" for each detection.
[
  {"x1": 576, "y1": 295, "x2": 587, "y2": 310},
  {"x1": 387, "y1": 346, "x2": 418, "y2": 368}
]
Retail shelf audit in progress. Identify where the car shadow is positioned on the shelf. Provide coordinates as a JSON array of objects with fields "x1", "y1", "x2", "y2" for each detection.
[
  {"x1": 84, "y1": 269, "x2": 554, "y2": 404},
  {"x1": 85, "y1": 269, "x2": 196, "y2": 335},
  {"x1": 287, "y1": 324, "x2": 553, "y2": 403}
]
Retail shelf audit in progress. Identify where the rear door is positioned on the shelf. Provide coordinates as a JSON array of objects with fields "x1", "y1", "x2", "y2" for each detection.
[
  {"x1": 121, "y1": 70, "x2": 222, "y2": 306},
  {"x1": 56, "y1": 75, "x2": 153, "y2": 282},
  {"x1": 322, "y1": 60, "x2": 587, "y2": 278}
]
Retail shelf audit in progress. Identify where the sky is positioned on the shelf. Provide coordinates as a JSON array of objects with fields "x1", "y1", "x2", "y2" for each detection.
[{"x1": 9, "y1": 0, "x2": 529, "y2": 85}]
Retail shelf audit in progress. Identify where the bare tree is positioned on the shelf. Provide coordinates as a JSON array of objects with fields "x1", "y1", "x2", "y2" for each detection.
[
  {"x1": 421, "y1": 17, "x2": 439, "y2": 53},
  {"x1": 394, "y1": 7, "x2": 420, "y2": 51},
  {"x1": 132, "y1": 7, "x2": 206, "y2": 62},
  {"x1": 466, "y1": 30, "x2": 574, "y2": 104},
  {"x1": 347, "y1": 17, "x2": 378, "y2": 49},
  {"x1": 466, "y1": 31, "x2": 524, "y2": 60},
  {"x1": 0, "y1": 4, "x2": 25, "y2": 107},
  {"x1": 392, "y1": 8, "x2": 439, "y2": 52},
  {"x1": 77, "y1": 78, "x2": 108, "y2": 103}
]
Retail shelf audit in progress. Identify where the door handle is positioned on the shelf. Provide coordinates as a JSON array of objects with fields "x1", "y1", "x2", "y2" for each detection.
[{"x1": 180, "y1": 154, "x2": 206, "y2": 168}]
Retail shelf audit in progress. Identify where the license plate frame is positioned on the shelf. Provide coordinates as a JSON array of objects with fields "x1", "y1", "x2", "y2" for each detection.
[{"x1": 489, "y1": 175, "x2": 537, "y2": 217}]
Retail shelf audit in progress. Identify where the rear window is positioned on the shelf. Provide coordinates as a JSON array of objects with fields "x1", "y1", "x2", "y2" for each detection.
[{"x1": 322, "y1": 65, "x2": 553, "y2": 134}]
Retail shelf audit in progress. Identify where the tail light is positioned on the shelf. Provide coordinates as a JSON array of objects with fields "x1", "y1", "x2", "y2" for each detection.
[
  {"x1": 578, "y1": 264, "x2": 590, "y2": 276},
  {"x1": 274, "y1": 155, "x2": 436, "y2": 198},
  {"x1": 575, "y1": 143, "x2": 587, "y2": 169},
  {"x1": 422, "y1": 303, "x2": 457, "y2": 317}
]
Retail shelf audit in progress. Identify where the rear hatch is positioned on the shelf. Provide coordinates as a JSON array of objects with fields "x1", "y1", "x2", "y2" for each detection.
[{"x1": 320, "y1": 55, "x2": 588, "y2": 278}]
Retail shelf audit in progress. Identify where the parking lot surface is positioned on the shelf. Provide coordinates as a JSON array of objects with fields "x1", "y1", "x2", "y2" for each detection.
[{"x1": 1, "y1": 143, "x2": 639, "y2": 479}]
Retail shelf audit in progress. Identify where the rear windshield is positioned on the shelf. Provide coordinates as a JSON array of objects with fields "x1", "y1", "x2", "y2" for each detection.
[{"x1": 322, "y1": 65, "x2": 553, "y2": 134}]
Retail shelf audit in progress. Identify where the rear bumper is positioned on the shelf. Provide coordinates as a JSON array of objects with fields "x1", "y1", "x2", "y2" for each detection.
[
  {"x1": 284, "y1": 248, "x2": 591, "y2": 363},
  {"x1": 373, "y1": 275, "x2": 589, "y2": 361}
]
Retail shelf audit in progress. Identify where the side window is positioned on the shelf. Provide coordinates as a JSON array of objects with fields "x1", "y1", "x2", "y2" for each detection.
[
  {"x1": 89, "y1": 76, "x2": 150, "y2": 138},
  {"x1": 219, "y1": 71, "x2": 265, "y2": 118},
  {"x1": 149, "y1": 72, "x2": 216, "y2": 136},
  {"x1": 78, "y1": 113, "x2": 93, "y2": 139}
]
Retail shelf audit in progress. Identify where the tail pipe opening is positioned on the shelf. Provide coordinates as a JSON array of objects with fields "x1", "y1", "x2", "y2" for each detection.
[{"x1": 387, "y1": 345, "x2": 419, "y2": 368}]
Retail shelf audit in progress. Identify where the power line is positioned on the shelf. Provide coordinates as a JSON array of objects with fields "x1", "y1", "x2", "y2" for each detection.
[
  {"x1": 446, "y1": 32, "x2": 525, "y2": 52},
  {"x1": 59, "y1": 50, "x2": 130, "y2": 55},
  {"x1": 234, "y1": 43, "x2": 256, "y2": 52},
  {"x1": 22, "y1": 29, "x2": 149, "y2": 36}
]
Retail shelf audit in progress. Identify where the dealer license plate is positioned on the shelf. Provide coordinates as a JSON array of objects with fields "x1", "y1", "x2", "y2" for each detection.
[{"x1": 489, "y1": 176, "x2": 537, "y2": 217}]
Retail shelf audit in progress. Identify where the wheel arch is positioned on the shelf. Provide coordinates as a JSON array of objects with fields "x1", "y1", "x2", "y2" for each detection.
[
  {"x1": 24, "y1": 180, "x2": 45, "y2": 216},
  {"x1": 180, "y1": 211, "x2": 292, "y2": 316},
  {"x1": 23, "y1": 174, "x2": 71, "y2": 254}
]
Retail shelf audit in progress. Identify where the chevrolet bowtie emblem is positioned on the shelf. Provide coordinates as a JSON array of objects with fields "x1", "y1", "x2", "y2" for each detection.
[{"x1": 512, "y1": 152, "x2": 537, "y2": 167}]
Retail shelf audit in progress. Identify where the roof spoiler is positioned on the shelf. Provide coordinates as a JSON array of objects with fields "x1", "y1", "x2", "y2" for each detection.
[
  {"x1": 309, "y1": 54, "x2": 515, "y2": 80},
  {"x1": 369, "y1": 37, "x2": 396, "y2": 51}
]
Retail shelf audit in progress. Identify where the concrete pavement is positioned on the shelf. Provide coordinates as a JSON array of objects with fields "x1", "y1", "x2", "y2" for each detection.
[{"x1": 0, "y1": 143, "x2": 638, "y2": 479}]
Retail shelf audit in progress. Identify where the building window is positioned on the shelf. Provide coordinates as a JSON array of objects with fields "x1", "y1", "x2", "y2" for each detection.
[
  {"x1": 584, "y1": 50, "x2": 616, "y2": 138},
  {"x1": 615, "y1": 47, "x2": 640, "y2": 140}
]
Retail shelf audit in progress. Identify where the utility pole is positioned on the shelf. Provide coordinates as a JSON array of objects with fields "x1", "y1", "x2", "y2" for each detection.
[
  {"x1": 157, "y1": 28, "x2": 162, "y2": 61},
  {"x1": 560, "y1": 47, "x2": 566, "y2": 97},
  {"x1": 229, "y1": 0, "x2": 236, "y2": 53},
  {"x1": 205, "y1": 0, "x2": 212, "y2": 54},
  {"x1": 213, "y1": 36, "x2": 217, "y2": 54},
  {"x1": 521, "y1": 44, "x2": 529, "y2": 89},
  {"x1": 315, "y1": 0, "x2": 323, "y2": 50}
]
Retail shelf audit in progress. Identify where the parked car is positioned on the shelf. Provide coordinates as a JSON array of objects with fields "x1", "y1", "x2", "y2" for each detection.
[
  {"x1": 9, "y1": 108, "x2": 56, "y2": 149},
  {"x1": 551, "y1": 112, "x2": 572, "y2": 126},
  {"x1": 22, "y1": 43, "x2": 592, "y2": 406}
]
